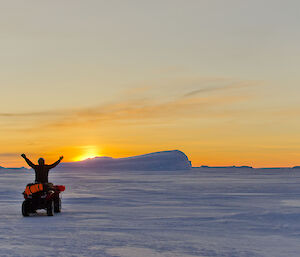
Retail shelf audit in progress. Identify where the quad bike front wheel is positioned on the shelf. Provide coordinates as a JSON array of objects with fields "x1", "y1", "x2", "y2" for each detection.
[
  {"x1": 54, "y1": 198, "x2": 61, "y2": 213},
  {"x1": 47, "y1": 200, "x2": 54, "y2": 216}
]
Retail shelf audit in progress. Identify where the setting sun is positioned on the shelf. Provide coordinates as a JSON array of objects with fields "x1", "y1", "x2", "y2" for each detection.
[{"x1": 73, "y1": 146, "x2": 101, "y2": 162}]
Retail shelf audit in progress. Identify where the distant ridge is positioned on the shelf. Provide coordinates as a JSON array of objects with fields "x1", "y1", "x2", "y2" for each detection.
[
  {"x1": 0, "y1": 166, "x2": 27, "y2": 170},
  {"x1": 199, "y1": 165, "x2": 253, "y2": 169},
  {"x1": 194, "y1": 166, "x2": 300, "y2": 170},
  {"x1": 61, "y1": 150, "x2": 192, "y2": 171}
]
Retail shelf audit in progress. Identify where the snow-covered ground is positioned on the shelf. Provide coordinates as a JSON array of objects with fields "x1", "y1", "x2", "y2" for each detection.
[{"x1": 1, "y1": 167, "x2": 300, "y2": 257}]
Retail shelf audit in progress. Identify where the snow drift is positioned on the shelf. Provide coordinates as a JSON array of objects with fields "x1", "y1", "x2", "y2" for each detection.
[{"x1": 61, "y1": 150, "x2": 192, "y2": 170}]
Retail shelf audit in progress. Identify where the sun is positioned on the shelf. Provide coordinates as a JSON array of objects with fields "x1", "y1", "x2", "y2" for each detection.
[{"x1": 73, "y1": 146, "x2": 101, "y2": 162}]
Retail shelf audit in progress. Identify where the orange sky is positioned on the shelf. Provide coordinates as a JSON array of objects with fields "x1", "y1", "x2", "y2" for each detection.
[{"x1": 1, "y1": 1, "x2": 300, "y2": 168}]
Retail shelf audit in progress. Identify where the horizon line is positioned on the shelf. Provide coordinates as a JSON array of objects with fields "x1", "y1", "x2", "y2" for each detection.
[{"x1": 1, "y1": 162, "x2": 300, "y2": 170}]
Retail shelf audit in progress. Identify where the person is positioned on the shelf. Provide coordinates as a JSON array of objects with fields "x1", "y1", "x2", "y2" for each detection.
[{"x1": 21, "y1": 154, "x2": 63, "y2": 184}]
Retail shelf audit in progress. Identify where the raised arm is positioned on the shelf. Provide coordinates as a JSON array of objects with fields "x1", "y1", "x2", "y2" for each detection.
[
  {"x1": 21, "y1": 154, "x2": 36, "y2": 168},
  {"x1": 48, "y1": 156, "x2": 64, "y2": 169}
]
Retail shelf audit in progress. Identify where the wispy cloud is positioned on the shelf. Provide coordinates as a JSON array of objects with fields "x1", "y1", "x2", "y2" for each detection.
[
  {"x1": 44, "y1": 94, "x2": 252, "y2": 129},
  {"x1": 183, "y1": 81, "x2": 257, "y2": 98},
  {"x1": 0, "y1": 111, "x2": 64, "y2": 117},
  {"x1": 0, "y1": 152, "x2": 18, "y2": 157},
  {"x1": 0, "y1": 78, "x2": 259, "y2": 131}
]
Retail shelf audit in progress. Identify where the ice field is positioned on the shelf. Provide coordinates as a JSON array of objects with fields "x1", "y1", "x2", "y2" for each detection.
[{"x1": 1, "y1": 167, "x2": 300, "y2": 257}]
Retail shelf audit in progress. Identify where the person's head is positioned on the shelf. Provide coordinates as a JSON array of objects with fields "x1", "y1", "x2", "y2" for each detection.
[{"x1": 38, "y1": 158, "x2": 45, "y2": 165}]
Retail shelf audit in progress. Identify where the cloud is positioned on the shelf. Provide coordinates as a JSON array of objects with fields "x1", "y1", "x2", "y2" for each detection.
[
  {"x1": 43, "y1": 93, "x2": 252, "y2": 130},
  {"x1": 0, "y1": 78, "x2": 258, "y2": 131},
  {"x1": 0, "y1": 152, "x2": 19, "y2": 157},
  {"x1": 0, "y1": 111, "x2": 64, "y2": 117},
  {"x1": 183, "y1": 81, "x2": 256, "y2": 98}
]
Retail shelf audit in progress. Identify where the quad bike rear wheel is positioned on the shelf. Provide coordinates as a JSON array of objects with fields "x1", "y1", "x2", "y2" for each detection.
[{"x1": 22, "y1": 200, "x2": 30, "y2": 217}]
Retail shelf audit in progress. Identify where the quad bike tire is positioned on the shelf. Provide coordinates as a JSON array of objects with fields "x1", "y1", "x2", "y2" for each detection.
[
  {"x1": 54, "y1": 198, "x2": 61, "y2": 213},
  {"x1": 47, "y1": 200, "x2": 54, "y2": 216},
  {"x1": 22, "y1": 200, "x2": 30, "y2": 217}
]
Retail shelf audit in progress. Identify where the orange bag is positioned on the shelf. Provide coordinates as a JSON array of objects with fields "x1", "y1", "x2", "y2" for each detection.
[{"x1": 25, "y1": 183, "x2": 44, "y2": 195}]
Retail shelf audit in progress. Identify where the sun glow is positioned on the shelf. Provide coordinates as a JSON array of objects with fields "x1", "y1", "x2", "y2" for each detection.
[{"x1": 73, "y1": 146, "x2": 101, "y2": 162}]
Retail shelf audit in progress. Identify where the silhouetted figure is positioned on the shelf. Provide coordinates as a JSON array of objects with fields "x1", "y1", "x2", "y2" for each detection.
[{"x1": 21, "y1": 154, "x2": 63, "y2": 183}]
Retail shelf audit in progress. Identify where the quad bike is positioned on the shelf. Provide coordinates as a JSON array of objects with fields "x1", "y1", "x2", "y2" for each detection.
[{"x1": 22, "y1": 183, "x2": 65, "y2": 217}]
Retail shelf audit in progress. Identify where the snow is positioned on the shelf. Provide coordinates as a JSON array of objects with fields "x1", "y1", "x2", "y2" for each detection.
[{"x1": 1, "y1": 167, "x2": 300, "y2": 256}]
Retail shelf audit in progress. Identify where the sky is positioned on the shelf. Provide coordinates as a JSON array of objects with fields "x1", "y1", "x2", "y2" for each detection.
[{"x1": 1, "y1": 0, "x2": 300, "y2": 167}]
